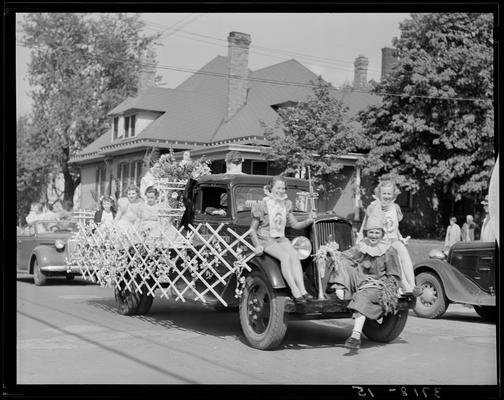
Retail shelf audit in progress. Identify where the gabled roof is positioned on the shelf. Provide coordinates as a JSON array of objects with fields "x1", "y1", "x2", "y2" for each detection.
[{"x1": 72, "y1": 54, "x2": 381, "y2": 162}]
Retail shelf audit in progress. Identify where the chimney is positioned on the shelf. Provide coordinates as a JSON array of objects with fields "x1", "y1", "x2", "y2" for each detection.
[
  {"x1": 137, "y1": 47, "x2": 156, "y2": 93},
  {"x1": 353, "y1": 55, "x2": 369, "y2": 90},
  {"x1": 381, "y1": 47, "x2": 398, "y2": 81},
  {"x1": 226, "y1": 31, "x2": 251, "y2": 121}
]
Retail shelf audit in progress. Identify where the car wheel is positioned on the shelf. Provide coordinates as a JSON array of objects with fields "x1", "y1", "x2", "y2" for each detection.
[
  {"x1": 363, "y1": 310, "x2": 409, "y2": 342},
  {"x1": 414, "y1": 272, "x2": 448, "y2": 319},
  {"x1": 114, "y1": 284, "x2": 141, "y2": 316},
  {"x1": 473, "y1": 305, "x2": 497, "y2": 321},
  {"x1": 239, "y1": 271, "x2": 288, "y2": 350},
  {"x1": 33, "y1": 258, "x2": 48, "y2": 286}
]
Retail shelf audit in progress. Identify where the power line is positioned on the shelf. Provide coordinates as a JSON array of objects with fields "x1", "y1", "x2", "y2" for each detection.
[
  {"x1": 142, "y1": 20, "x2": 383, "y2": 74},
  {"x1": 15, "y1": 40, "x2": 493, "y2": 103},
  {"x1": 158, "y1": 14, "x2": 206, "y2": 40}
]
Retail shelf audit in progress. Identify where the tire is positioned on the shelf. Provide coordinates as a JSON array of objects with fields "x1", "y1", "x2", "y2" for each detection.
[
  {"x1": 137, "y1": 290, "x2": 154, "y2": 315},
  {"x1": 473, "y1": 305, "x2": 497, "y2": 321},
  {"x1": 114, "y1": 284, "x2": 141, "y2": 316},
  {"x1": 33, "y1": 258, "x2": 48, "y2": 286},
  {"x1": 239, "y1": 271, "x2": 288, "y2": 350},
  {"x1": 363, "y1": 310, "x2": 409, "y2": 342},
  {"x1": 413, "y1": 272, "x2": 448, "y2": 319}
]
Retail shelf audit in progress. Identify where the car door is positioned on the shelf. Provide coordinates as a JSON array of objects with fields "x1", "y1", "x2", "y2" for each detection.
[
  {"x1": 17, "y1": 226, "x2": 36, "y2": 272},
  {"x1": 450, "y1": 244, "x2": 495, "y2": 291}
]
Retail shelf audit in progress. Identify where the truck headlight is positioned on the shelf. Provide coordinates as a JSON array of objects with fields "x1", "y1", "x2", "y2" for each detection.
[
  {"x1": 55, "y1": 240, "x2": 65, "y2": 251},
  {"x1": 292, "y1": 236, "x2": 312, "y2": 260}
]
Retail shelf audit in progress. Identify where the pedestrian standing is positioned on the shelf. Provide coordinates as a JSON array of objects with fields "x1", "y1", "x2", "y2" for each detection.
[
  {"x1": 461, "y1": 215, "x2": 476, "y2": 242},
  {"x1": 443, "y1": 217, "x2": 461, "y2": 254},
  {"x1": 480, "y1": 196, "x2": 495, "y2": 242}
]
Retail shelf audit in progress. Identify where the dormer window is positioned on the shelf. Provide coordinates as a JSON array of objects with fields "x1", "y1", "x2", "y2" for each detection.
[
  {"x1": 124, "y1": 115, "x2": 136, "y2": 138},
  {"x1": 113, "y1": 117, "x2": 119, "y2": 139}
]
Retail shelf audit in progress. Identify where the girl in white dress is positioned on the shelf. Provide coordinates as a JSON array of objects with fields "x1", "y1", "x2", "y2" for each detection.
[{"x1": 115, "y1": 184, "x2": 143, "y2": 237}]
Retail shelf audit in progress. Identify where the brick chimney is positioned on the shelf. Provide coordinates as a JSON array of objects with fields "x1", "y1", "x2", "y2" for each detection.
[
  {"x1": 381, "y1": 47, "x2": 398, "y2": 81},
  {"x1": 137, "y1": 47, "x2": 156, "y2": 93},
  {"x1": 353, "y1": 55, "x2": 369, "y2": 90},
  {"x1": 226, "y1": 31, "x2": 251, "y2": 121}
]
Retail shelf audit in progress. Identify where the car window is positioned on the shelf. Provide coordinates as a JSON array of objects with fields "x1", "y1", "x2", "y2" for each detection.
[
  {"x1": 194, "y1": 186, "x2": 229, "y2": 216},
  {"x1": 34, "y1": 220, "x2": 78, "y2": 233},
  {"x1": 17, "y1": 226, "x2": 33, "y2": 236},
  {"x1": 234, "y1": 185, "x2": 311, "y2": 212}
]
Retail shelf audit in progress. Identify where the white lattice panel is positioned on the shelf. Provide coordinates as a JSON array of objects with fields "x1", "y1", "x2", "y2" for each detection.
[{"x1": 66, "y1": 220, "x2": 255, "y2": 306}]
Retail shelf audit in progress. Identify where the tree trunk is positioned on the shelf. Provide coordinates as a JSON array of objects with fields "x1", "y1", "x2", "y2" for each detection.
[{"x1": 61, "y1": 147, "x2": 80, "y2": 210}]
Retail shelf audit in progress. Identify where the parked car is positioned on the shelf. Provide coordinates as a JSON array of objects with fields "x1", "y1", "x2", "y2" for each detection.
[
  {"x1": 413, "y1": 241, "x2": 496, "y2": 320},
  {"x1": 113, "y1": 174, "x2": 416, "y2": 350},
  {"x1": 17, "y1": 220, "x2": 80, "y2": 286}
]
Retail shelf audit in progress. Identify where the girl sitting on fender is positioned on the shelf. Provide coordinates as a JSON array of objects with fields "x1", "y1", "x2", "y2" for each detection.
[{"x1": 249, "y1": 175, "x2": 316, "y2": 304}]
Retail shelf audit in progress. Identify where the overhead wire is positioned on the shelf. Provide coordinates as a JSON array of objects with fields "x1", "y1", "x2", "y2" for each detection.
[
  {"x1": 142, "y1": 20, "x2": 383, "y2": 75},
  {"x1": 15, "y1": 39, "x2": 493, "y2": 103}
]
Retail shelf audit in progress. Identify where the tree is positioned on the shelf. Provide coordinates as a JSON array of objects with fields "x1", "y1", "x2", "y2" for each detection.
[
  {"x1": 21, "y1": 13, "x2": 160, "y2": 208},
  {"x1": 264, "y1": 77, "x2": 366, "y2": 195},
  {"x1": 16, "y1": 115, "x2": 54, "y2": 223},
  {"x1": 358, "y1": 13, "x2": 494, "y2": 222}
]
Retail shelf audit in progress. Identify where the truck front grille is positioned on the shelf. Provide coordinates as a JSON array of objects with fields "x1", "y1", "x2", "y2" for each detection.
[{"x1": 313, "y1": 220, "x2": 353, "y2": 252}]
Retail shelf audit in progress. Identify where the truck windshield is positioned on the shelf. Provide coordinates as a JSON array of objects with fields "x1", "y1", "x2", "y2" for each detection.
[{"x1": 234, "y1": 185, "x2": 313, "y2": 213}]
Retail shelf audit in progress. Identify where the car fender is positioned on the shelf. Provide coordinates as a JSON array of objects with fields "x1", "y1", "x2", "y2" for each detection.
[
  {"x1": 414, "y1": 259, "x2": 495, "y2": 306},
  {"x1": 31, "y1": 246, "x2": 66, "y2": 270},
  {"x1": 247, "y1": 254, "x2": 287, "y2": 289}
]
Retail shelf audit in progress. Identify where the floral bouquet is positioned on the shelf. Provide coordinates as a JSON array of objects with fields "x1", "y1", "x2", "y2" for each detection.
[{"x1": 150, "y1": 149, "x2": 212, "y2": 210}]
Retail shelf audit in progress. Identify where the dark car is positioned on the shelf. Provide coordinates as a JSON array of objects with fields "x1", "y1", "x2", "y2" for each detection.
[
  {"x1": 413, "y1": 241, "x2": 496, "y2": 320},
  {"x1": 17, "y1": 220, "x2": 80, "y2": 285},
  {"x1": 112, "y1": 174, "x2": 415, "y2": 350}
]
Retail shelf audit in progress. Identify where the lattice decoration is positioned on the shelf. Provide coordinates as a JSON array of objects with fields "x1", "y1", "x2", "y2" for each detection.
[{"x1": 66, "y1": 220, "x2": 255, "y2": 307}]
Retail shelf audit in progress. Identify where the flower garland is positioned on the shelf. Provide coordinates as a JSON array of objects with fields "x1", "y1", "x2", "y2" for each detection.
[{"x1": 314, "y1": 241, "x2": 340, "y2": 277}]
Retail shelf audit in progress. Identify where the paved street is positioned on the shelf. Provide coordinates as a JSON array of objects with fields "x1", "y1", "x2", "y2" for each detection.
[{"x1": 16, "y1": 275, "x2": 497, "y2": 385}]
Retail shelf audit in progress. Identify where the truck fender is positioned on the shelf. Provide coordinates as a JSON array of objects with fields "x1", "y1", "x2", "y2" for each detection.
[
  {"x1": 247, "y1": 254, "x2": 287, "y2": 290},
  {"x1": 31, "y1": 246, "x2": 65, "y2": 271},
  {"x1": 414, "y1": 259, "x2": 495, "y2": 306}
]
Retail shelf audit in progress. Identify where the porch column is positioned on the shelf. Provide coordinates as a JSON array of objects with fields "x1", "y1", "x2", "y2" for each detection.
[{"x1": 354, "y1": 165, "x2": 361, "y2": 221}]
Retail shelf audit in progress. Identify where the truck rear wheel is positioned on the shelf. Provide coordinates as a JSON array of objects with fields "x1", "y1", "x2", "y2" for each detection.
[
  {"x1": 239, "y1": 271, "x2": 288, "y2": 350},
  {"x1": 363, "y1": 310, "x2": 409, "y2": 342},
  {"x1": 114, "y1": 284, "x2": 141, "y2": 315}
]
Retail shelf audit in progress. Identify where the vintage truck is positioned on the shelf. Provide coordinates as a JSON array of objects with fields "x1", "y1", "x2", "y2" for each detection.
[{"x1": 72, "y1": 174, "x2": 416, "y2": 350}]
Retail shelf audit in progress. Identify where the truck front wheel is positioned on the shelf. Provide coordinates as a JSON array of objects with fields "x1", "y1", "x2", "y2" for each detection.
[{"x1": 239, "y1": 271, "x2": 288, "y2": 350}]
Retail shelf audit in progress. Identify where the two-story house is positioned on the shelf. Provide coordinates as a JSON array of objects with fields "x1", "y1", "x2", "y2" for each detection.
[{"x1": 70, "y1": 31, "x2": 399, "y2": 223}]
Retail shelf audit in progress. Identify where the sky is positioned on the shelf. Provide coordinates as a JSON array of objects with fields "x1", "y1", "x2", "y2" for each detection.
[{"x1": 16, "y1": 13, "x2": 410, "y2": 117}]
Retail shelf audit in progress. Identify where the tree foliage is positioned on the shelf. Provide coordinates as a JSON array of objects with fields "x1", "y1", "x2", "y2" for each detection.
[
  {"x1": 20, "y1": 13, "x2": 160, "y2": 207},
  {"x1": 16, "y1": 115, "x2": 54, "y2": 223},
  {"x1": 358, "y1": 13, "x2": 494, "y2": 203},
  {"x1": 264, "y1": 77, "x2": 365, "y2": 195}
]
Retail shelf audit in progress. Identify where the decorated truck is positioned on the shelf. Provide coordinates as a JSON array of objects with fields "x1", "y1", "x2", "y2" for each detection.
[{"x1": 67, "y1": 174, "x2": 416, "y2": 350}]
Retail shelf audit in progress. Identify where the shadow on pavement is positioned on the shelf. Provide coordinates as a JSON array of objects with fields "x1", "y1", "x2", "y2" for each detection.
[
  {"x1": 408, "y1": 309, "x2": 496, "y2": 325},
  {"x1": 16, "y1": 275, "x2": 95, "y2": 286},
  {"x1": 87, "y1": 296, "x2": 412, "y2": 351}
]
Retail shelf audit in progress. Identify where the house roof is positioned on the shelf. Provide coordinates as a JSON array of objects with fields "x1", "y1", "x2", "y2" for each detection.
[{"x1": 72, "y1": 54, "x2": 381, "y2": 163}]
